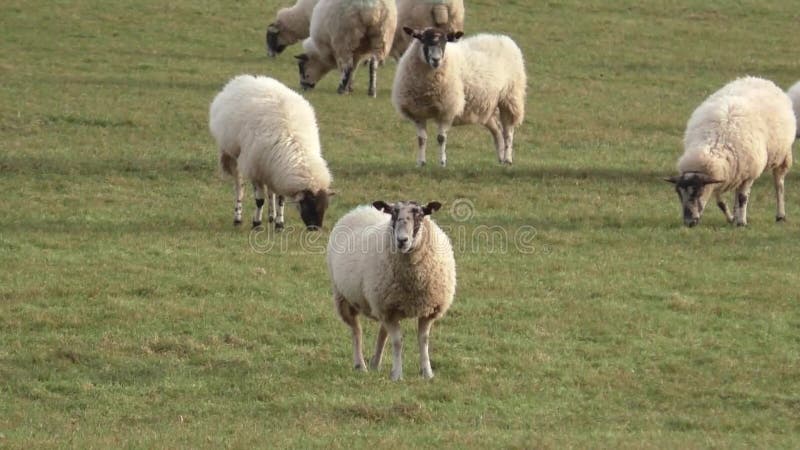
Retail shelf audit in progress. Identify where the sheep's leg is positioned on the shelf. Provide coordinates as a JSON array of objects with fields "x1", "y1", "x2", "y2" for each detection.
[
  {"x1": 267, "y1": 189, "x2": 276, "y2": 224},
  {"x1": 337, "y1": 58, "x2": 355, "y2": 95},
  {"x1": 415, "y1": 121, "x2": 428, "y2": 167},
  {"x1": 369, "y1": 324, "x2": 388, "y2": 370},
  {"x1": 716, "y1": 191, "x2": 733, "y2": 223},
  {"x1": 383, "y1": 321, "x2": 403, "y2": 381},
  {"x1": 232, "y1": 171, "x2": 244, "y2": 226},
  {"x1": 367, "y1": 57, "x2": 377, "y2": 98},
  {"x1": 335, "y1": 294, "x2": 366, "y2": 371},
  {"x1": 418, "y1": 315, "x2": 436, "y2": 379},
  {"x1": 773, "y1": 161, "x2": 790, "y2": 222},
  {"x1": 733, "y1": 180, "x2": 754, "y2": 227},
  {"x1": 275, "y1": 195, "x2": 285, "y2": 231},
  {"x1": 252, "y1": 182, "x2": 266, "y2": 228},
  {"x1": 436, "y1": 123, "x2": 451, "y2": 167},
  {"x1": 485, "y1": 115, "x2": 505, "y2": 163},
  {"x1": 502, "y1": 125, "x2": 516, "y2": 165}
]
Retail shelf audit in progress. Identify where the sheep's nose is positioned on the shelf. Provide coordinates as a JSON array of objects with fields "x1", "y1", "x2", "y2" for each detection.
[{"x1": 397, "y1": 237, "x2": 408, "y2": 247}]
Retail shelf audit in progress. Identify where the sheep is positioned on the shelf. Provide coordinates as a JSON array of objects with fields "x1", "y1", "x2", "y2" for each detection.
[
  {"x1": 326, "y1": 200, "x2": 456, "y2": 380},
  {"x1": 390, "y1": 0, "x2": 465, "y2": 60},
  {"x1": 295, "y1": 0, "x2": 397, "y2": 97},
  {"x1": 266, "y1": 0, "x2": 319, "y2": 57},
  {"x1": 665, "y1": 76, "x2": 796, "y2": 227},
  {"x1": 787, "y1": 81, "x2": 800, "y2": 138},
  {"x1": 209, "y1": 75, "x2": 335, "y2": 231},
  {"x1": 391, "y1": 27, "x2": 527, "y2": 167}
]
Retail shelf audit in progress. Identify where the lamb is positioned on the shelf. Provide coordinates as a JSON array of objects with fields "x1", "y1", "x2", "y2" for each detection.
[
  {"x1": 296, "y1": 0, "x2": 397, "y2": 97},
  {"x1": 665, "y1": 76, "x2": 796, "y2": 227},
  {"x1": 392, "y1": 27, "x2": 527, "y2": 166},
  {"x1": 326, "y1": 201, "x2": 456, "y2": 381},
  {"x1": 209, "y1": 75, "x2": 335, "y2": 231},
  {"x1": 787, "y1": 81, "x2": 800, "y2": 138},
  {"x1": 390, "y1": 0, "x2": 465, "y2": 60},
  {"x1": 265, "y1": 0, "x2": 319, "y2": 57}
]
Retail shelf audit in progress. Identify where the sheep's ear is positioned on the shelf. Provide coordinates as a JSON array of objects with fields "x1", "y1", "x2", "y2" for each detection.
[
  {"x1": 663, "y1": 176, "x2": 679, "y2": 184},
  {"x1": 447, "y1": 31, "x2": 464, "y2": 42},
  {"x1": 294, "y1": 54, "x2": 308, "y2": 61},
  {"x1": 373, "y1": 201, "x2": 393, "y2": 214},
  {"x1": 422, "y1": 201, "x2": 442, "y2": 215},
  {"x1": 696, "y1": 174, "x2": 723, "y2": 185},
  {"x1": 403, "y1": 26, "x2": 415, "y2": 37},
  {"x1": 326, "y1": 189, "x2": 337, "y2": 197}
]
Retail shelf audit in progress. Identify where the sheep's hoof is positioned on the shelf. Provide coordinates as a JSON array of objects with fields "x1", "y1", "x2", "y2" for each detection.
[
  {"x1": 421, "y1": 369, "x2": 434, "y2": 379},
  {"x1": 367, "y1": 89, "x2": 376, "y2": 98},
  {"x1": 354, "y1": 363, "x2": 367, "y2": 372},
  {"x1": 735, "y1": 221, "x2": 747, "y2": 227},
  {"x1": 268, "y1": 216, "x2": 275, "y2": 223},
  {"x1": 275, "y1": 222, "x2": 285, "y2": 231},
  {"x1": 439, "y1": 161, "x2": 447, "y2": 167},
  {"x1": 337, "y1": 85, "x2": 350, "y2": 95},
  {"x1": 417, "y1": 161, "x2": 426, "y2": 167},
  {"x1": 233, "y1": 219, "x2": 242, "y2": 226},
  {"x1": 252, "y1": 220, "x2": 263, "y2": 229},
  {"x1": 776, "y1": 216, "x2": 786, "y2": 222},
  {"x1": 390, "y1": 371, "x2": 403, "y2": 381}
]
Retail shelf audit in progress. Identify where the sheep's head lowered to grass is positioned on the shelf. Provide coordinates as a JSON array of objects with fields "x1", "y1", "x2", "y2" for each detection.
[
  {"x1": 295, "y1": 53, "x2": 326, "y2": 91},
  {"x1": 373, "y1": 200, "x2": 442, "y2": 253},
  {"x1": 403, "y1": 26, "x2": 463, "y2": 68},
  {"x1": 266, "y1": 22, "x2": 289, "y2": 57},
  {"x1": 665, "y1": 172, "x2": 723, "y2": 227},
  {"x1": 296, "y1": 189, "x2": 335, "y2": 230}
]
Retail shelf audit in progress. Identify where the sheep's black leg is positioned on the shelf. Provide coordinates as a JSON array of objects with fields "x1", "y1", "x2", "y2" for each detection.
[
  {"x1": 338, "y1": 66, "x2": 353, "y2": 95},
  {"x1": 367, "y1": 57, "x2": 377, "y2": 97}
]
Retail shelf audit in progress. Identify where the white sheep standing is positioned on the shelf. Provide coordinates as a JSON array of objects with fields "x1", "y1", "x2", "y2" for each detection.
[
  {"x1": 327, "y1": 201, "x2": 456, "y2": 381},
  {"x1": 296, "y1": 0, "x2": 397, "y2": 97},
  {"x1": 209, "y1": 75, "x2": 335, "y2": 230},
  {"x1": 665, "y1": 76, "x2": 796, "y2": 227},
  {"x1": 390, "y1": 0, "x2": 465, "y2": 60},
  {"x1": 392, "y1": 27, "x2": 527, "y2": 166},
  {"x1": 266, "y1": 0, "x2": 319, "y2": 57},
  {"x1": 787, "y1": 80, "x2": 800, "y2": 138}
]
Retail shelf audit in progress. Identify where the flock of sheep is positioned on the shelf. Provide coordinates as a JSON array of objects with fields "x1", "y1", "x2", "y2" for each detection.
[{"x1": 209, "y1": 0, "x2": 800, "y2": 380}]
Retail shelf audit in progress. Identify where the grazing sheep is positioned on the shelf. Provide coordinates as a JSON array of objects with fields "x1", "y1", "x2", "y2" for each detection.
[
  {"x1": 390, "y1": 0, "x2": 465, "y2": 60},
  {"x1": 787, "y1": 81, "x2": 800, "y2": 138},
  {"x1": 392, "y1": 27, "x2": 527, "y2": 166},
  {"x1": 327, "y1": 201, "x2": 456, "y2": 380},
  {"x1": 296, "y1": 0, "x2": 397, "y2": 97},
  {"x1": 266, "y1": 0, "x2": 319, "y2": 57},
  {"x1": 209, "y1": 75, "x2": 334, "y2": 231},
  {"x1": 665, "y1": 76, "x2": 796, "y2": 227}
]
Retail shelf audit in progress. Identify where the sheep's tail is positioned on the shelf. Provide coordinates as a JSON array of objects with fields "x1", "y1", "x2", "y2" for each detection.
[
  {"x1": 431, "y1": 4, "x2": 449, "y2": 28},
  {"x1": 219, "y1": 152, "x2": 238, "y2": 177}
]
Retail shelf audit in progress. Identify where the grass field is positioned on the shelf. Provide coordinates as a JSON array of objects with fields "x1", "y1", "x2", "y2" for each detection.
[{"x1": 2, "y1": 0, "x2": 800, "y2": 447}]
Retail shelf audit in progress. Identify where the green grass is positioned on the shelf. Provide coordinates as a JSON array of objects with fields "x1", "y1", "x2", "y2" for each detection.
[{"x1": 2, "y1": 0, "x2": 800, "y2": 447}]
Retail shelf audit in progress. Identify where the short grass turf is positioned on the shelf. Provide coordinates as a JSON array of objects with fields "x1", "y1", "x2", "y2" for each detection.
[{"x1": 1, "y1": 0, "x2": 800, "y2": 447}]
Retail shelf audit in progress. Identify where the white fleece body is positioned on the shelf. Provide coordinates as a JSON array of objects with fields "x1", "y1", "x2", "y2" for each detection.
[
  {"x1": 391, "y1": 0, "x2": 465, "y2": 59},
  {"x1": 679, "y1": 76, "x2": 795, "y2": 194},
  {"x1": 209, "y1": 75, "x2": 331, "y2": 196},
  {"x1": 787, "y1": 80, "x2": 800, "y2": 137}
]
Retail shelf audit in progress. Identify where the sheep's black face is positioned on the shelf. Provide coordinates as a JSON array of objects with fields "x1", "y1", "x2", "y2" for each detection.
[
  {"x1": 665, "y1": 172, "x2": 721, "y2": 227},
  {"x1": 403, "y1": 27, "x2": 463, "y2": 69},
  {"x1": 373, "y1": 200, "x2": 442, "y2": 253},
  {"x1": 297, "y1": 189, "x2": 330, "y2": 230},
  {"x1": 266, "y1": 23, "x2": 286, "y2": 57}
]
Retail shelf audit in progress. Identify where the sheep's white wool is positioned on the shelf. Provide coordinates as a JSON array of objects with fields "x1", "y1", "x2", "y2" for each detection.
[
  {"x1": 679, "y1": 76, "x2": 794, "y2": 191},
  {"x1": 390, "y1": 0, "x2": 465, "y2": 59},
  {"x1": 209, "y1": 75, "x2": 331, "y2": 195},
  {"x1": 787, "y1": 80, "x2": 800, "y2": 137}
]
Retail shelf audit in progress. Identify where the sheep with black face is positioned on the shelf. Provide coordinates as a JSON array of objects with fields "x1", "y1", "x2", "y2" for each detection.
[
  {"x1": 326, "y1": 201, "x2": 456, "y2": 380},
  {"x1": 391, "y1": 27, "x2": 527, "y2": 166},
  {"x1": 666, "y1": 76, "x2": 795, "y2": 227},
  {"x1": 209, "y1": 75, "x2": 335, "y2": 231}
]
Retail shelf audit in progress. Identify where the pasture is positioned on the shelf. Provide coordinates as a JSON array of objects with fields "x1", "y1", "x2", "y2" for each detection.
[{"x1": 2, "y1": 0, "x2": 799, "y2": 447}]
